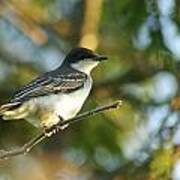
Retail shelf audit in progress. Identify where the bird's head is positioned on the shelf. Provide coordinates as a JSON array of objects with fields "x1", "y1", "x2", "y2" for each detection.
[{"x1": 64, "y1": 47, "x2": 107, "y2": 74}]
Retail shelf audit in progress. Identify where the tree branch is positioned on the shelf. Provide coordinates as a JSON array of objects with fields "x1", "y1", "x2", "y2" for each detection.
[{"x1": 0, "y1": 100, "x2": 122, "y2": 160}]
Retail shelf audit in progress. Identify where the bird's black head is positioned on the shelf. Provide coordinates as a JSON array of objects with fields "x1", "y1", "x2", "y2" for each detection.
[{"x1": 65, "y1": 47, "x2": 107, "y2": 64}]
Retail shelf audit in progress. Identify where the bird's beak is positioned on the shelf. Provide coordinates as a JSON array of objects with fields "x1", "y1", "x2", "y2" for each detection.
[{"x1": 93, "y1": 54, "x2": 108, "y2": 62}]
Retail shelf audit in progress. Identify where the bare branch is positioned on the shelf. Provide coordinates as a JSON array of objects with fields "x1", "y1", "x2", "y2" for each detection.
[
  {"x1": 0, "y1": 100, "x2": 122, "y2": 160},
  {"x1": 79, "y1": 0, "x2": 103, "y2": 50}
]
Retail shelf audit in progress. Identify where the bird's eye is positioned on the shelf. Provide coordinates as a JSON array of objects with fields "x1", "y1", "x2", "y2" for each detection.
[{"x1": 77, "y1": 54, "x2": 88, "y2": 60}]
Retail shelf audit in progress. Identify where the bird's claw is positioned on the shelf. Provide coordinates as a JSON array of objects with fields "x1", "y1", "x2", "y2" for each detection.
[
  {"x1": 44, "y1": 129, "x2": 53, "y2": 137},
  {"x1": 44, "y1": 124, "x2": 64, "y2": 137}
]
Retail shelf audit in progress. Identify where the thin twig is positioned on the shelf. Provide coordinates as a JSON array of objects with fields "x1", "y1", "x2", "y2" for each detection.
[{"x1": 0, "y1": 100, "x2": 122, "y2": 160}]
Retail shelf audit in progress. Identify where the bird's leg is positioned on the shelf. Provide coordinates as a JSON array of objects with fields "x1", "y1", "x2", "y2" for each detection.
[
  {"x1": 58, "y1": 115, "x2": 69, "y2": 130},
  {"x1": 43, "y1": 126, "x2": 55, "y2": 137},
  {"x1": 42, "y1": 116, "x2": 68, "y2": 137},
  {"x1": 43, "y1": 125, "x2": 61, "y2": 137},
  {"x1": 43, "y1": 128, "x2": 53, "y2": 137}
]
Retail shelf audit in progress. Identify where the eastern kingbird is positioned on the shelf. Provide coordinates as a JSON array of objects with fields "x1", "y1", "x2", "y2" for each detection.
[{"x1": 0, "y1": 47, "x2": 107, "y2": 132}]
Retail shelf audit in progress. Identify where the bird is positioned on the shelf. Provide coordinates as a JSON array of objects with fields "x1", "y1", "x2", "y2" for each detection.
[{"x1": 0, "y1": 47, "x2": 107, "y2": 134}]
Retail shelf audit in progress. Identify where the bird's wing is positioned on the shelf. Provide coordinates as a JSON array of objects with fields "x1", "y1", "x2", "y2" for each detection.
[
  {"x1": 9, "y1": 71, "x2": 87, "y2": 104},
  {"x1": 0, "y1": 75, "x2": 48, "y2": 114}
]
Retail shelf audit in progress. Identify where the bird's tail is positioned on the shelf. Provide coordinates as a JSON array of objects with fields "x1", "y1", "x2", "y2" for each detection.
[{"x1": 0, "y1": 102, "x2": 21, "y2": 116}]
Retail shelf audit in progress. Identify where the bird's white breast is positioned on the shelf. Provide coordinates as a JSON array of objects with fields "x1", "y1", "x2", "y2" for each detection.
[
  {"x1": 54, "y1": 77, "x2": 92, "y2": 119},
  {"x1": 31, "y1": 76, "x2": 92, "y2": 124}
]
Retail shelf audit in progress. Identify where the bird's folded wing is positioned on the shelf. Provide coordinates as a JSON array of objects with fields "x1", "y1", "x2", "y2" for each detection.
[{"x1": 8, "y1": 72, "x2": 87, "y2": 104}]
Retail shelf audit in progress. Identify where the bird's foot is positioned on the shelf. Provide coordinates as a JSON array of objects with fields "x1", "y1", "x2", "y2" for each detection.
[
  {"x1": 43, "y1": 116, "x2": 69, "y2": 137},
  {"x1": 58, "y1": 115, "x2": 69, "y2": 130},
  {"x1": 43, "y1": 125, "x2": 60, "y2": 137},
  {"x1": 43, "y1": 128, "x2": 54, "y2": 137}
]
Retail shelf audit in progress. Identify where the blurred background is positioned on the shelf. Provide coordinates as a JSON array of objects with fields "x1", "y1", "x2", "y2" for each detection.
[{"x1": 0, "y1": 0, "x2": 179, "y2": 179}]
